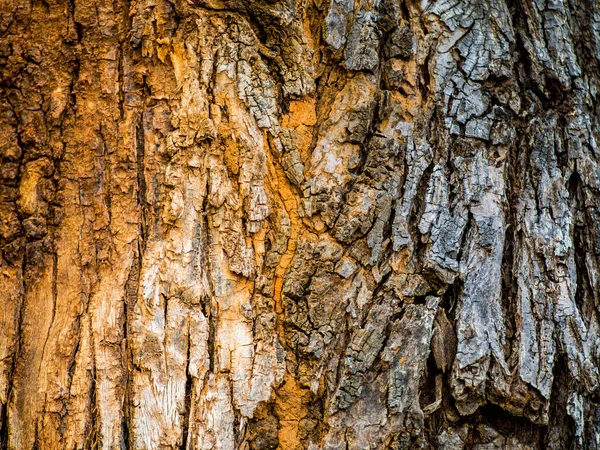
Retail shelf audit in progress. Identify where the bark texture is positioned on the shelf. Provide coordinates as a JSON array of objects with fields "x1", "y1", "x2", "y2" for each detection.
[{"x1": 2, "y1": 0, "x2": 600, "y2": 448}]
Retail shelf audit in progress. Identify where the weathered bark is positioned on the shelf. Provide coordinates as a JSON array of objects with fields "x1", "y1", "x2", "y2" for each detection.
[{"x1": 2, "y1": 0, "x2": 600, "y2": 448}]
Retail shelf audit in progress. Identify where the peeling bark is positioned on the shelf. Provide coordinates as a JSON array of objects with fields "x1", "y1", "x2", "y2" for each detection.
[{"x1": 2, "y1": 0, "x2": 600, "y2": 448}]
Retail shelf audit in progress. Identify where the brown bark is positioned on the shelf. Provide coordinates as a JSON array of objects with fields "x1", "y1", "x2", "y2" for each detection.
[{"x1": 2, "y1": 0, "x2": 600, "y2": 448}]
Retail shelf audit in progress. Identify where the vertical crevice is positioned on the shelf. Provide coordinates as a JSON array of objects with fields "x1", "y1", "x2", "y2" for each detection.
[
  {"x1": 136, "y1": 117, "x2": 148, "y2": 251},
  {"x1": 0, "y1": 251, "x2": 26, "y2": 450},
  {"x1": 200, "y1": 189, "x2": 217, "y2": 375},
  {"x1": 121, "y1": 254, "x2": 139, "y2": 450},
  {"x1": 117, "y1": 47, "x2": 125, "y2": 121},
  {"x1": 0, "y1": 406, "x2": 5, "y2": 450},
  {"x1": 180, "y1": 327, "x2": 194, "y2": 450},
  {"x1": 87, "y1": 319, "x2": 99, "y2": 450},
  {"x1": 543, "y1": 356, "x2": 576, "y2": 450},
  {"x1": 500, "y1": 143, "x2": 519, "y2": 356},
  {"x1": 0, "y1": 391, "x2": 8, "y2": 450},
  {"x1": 207, "y1": 300, "x2": 216, "y2": 375}
]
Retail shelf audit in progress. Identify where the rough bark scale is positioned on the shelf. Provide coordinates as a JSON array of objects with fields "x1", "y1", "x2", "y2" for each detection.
[{"x1": 2, "y1": 0, "x2": 600, "y2": 448}]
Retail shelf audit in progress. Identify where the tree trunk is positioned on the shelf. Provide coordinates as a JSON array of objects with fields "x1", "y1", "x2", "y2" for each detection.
[{"x1": 2, "y1": 0, "x2": 600, "y2": 448}]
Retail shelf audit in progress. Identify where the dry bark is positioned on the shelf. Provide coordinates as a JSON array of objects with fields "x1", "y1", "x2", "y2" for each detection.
[{"x1": 2, "y1": 0, "x2": 600, "y2": 448}]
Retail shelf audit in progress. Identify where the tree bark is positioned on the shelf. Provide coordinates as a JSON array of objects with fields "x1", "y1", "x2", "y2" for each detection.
[{"x1": 2, "y1": 0, "x2": 600, "y2": 448}]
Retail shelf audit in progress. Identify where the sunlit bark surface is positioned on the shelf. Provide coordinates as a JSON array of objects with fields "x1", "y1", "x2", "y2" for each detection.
[{"x1": 2, "y1": 0, "x2": 600, "y2": 448}]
